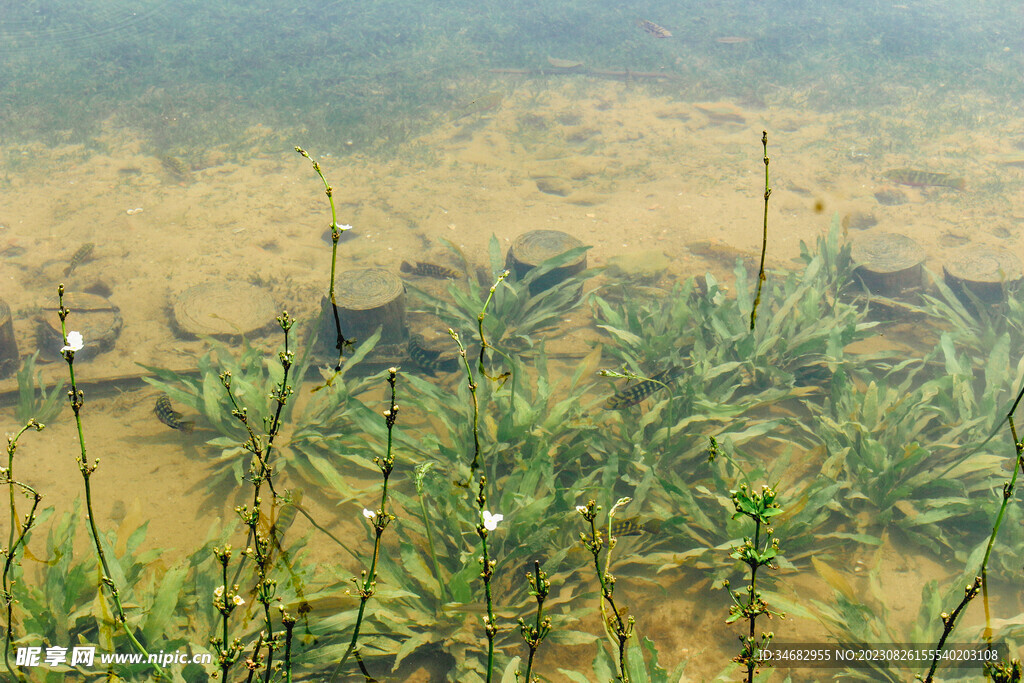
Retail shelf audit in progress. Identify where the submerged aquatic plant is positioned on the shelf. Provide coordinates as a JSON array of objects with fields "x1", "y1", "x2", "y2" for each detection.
[
  {"x1": 15, "y1": 502, "x2": 200, "y2": 680},
  {"x1": 408, "y1": 235, "x2": 593, "y2": 356},
  {"x1": 141, "y1": 329, "x2": 387, "y2": 496},
  {"x1": 15, "y1": 352, "x2": 64, "y2": 426}
]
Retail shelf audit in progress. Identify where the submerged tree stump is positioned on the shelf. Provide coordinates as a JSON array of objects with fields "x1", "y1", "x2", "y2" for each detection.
[
  {"x1": 173, "y1": 283, "x2": 277, "y2": 339},
  {"x1": 505, "y1": 229, "x2": 587, "y2": 295},
  {"x1": 320, "y1": 269, "x2": 407, "y2": 351},
  {"x1": 943, "y1": 247, "x2": 1023, "y2": 305},
  {"x1": 851, "y1": 232, "x2": 925, "y2": 296},
  {"x1": 0, "y1": 300, "x2": 17, "y2": 378},
  {"x1": 40, "y1": 292, "x2": 122, "y2": 359}
]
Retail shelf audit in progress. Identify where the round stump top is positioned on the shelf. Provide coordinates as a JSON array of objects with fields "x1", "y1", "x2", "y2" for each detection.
[
  {"x1": 943, "y1": 247, "x2": 1023, "y2": 284},
  {"x1": 335, "y1": 269, "x2": 405, "y2": 310},
  {"x1": 41, "y1": 291, "x2": 122, "y2": 357},
  {"x1": 850, "y1": 232, "x2": 925, "y2": 273},
  {"x1": 508, "y1": 230, "x2": 585, "y2": 268},
  {"x1": 173, "y1": 282, "x2": 277, "y2": 338}
]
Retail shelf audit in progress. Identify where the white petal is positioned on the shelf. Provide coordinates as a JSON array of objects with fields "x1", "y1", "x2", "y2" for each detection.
[
  {"x1": 362, "y1": 508, "x2": 375, "y2": 519},
  {"x1": 482, "y1": 511, "x2": 504, "y2": 531},
  {"x1": 61, "y1": 330, "x2": 84, "y2": 352}
]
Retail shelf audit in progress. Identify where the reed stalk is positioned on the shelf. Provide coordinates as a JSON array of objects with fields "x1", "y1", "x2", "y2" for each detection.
[{"x1": 56, "y1": 284, "x2": 162, "y2": 678}]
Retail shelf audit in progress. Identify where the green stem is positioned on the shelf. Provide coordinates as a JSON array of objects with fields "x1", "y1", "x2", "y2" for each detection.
[
  {"x1": 475, "y1": 477, "x2": 497, "y2": 683},
  {"x1": 296, "y1": 147, "x2": 351, "y2": 372},
  {"x1": 415, "y1": 468, "x2": 448, "y2": 603},
  {"x1": 924, "y1": 412, "x2": 1023, "y2": 681},
  {"x1": 2, "y1": 422, "x2": 42, "y2": 682},
  {"x1": 329, "y1": 369, "x2": 399, "y2": 682},
  {"x1": 750, "y1": 130, "x2": 771, "y2": 331},
  {"x1": 57, "y1": 286, "x2": 162, "y2": 679}
]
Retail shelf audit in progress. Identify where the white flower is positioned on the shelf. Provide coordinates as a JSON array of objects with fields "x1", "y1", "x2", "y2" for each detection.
[
  {"x1": 214, "y1": 585, "x2": 225, "y2": 598},
  {"x1": 362, "y1": 508, "x2": 375, "y2": 520},
  {"x1": 339, "y1": 224, "x2": 353, "y2": 231},
  {"x1": 61, "y1": 331, "x2": 84, "y2": 353},
  {"x1": 232, "y1": 595, "x2": 245, "y2": 606},
  {"x1": 575, "y1": 505, "x2": 588, "y2": 515},
  {"x1": 482, "y1": 511, "x2": 503, "y2": 531}
]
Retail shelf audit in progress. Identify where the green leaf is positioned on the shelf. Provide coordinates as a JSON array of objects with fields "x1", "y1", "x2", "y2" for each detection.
[{"x1": 142, "y1": 563, "x2": 187, "y2": 643}]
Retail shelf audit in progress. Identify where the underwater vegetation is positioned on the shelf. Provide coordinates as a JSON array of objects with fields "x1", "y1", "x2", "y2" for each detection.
[{"x1": 2, "y1": 139, "x2": 1024, "y2": 683}]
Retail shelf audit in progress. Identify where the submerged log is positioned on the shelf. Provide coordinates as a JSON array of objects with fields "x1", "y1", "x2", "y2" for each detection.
[
  {"x1": 851, "y1": 232, "x2": 925, "y2": 296},
  {"x1": 40, "y1": 291, "x2": 123, "y2": 359},
  {"x1": 172, "y1": 283, "x2": 277, "y2": 340},
  {"x1": 320, "y1": 269, "x2": 407, "y2": 352},
  {"x1": 943, "y1": 247, "x2": 1023, "y2": 305},
  {"x1": 505, "y1": 229, "x2": 587, "y2": 295}
]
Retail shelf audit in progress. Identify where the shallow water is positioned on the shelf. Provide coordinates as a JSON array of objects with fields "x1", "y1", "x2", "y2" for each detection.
[{"x1": 1, "y1": 0, "x2": 1023, "y2": 681}]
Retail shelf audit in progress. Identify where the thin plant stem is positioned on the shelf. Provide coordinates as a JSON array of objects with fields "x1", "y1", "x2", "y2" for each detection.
[
  {"x1": 221, "y1": 313, "x2": 296, "y2": 679},
  {"x1": 450, "y1": 329, "x2": 482, "y2": 476},
  {"x1": 518, "y1": 560, "x2": 552, "y2": 682},
  {"x1": 212, "y1": 546, "x2": 244, "y2": 679},
  {"x1": 577, "y1": 499, "x2": 633, "y2": 683},
  {"x1": 922, "y1": 404, "x2": 1024, "y2": 681},
  {"x1": 281, "y1": 612, "x2": 296, "y2": 683},
  {"x1": 414, "y1": 464, "x2": 448, "y2": 603},
  {"x1": 2, "y1": 421, "x2": 43, "y2": 681},
  {"x1": 750, "y1": 130, "x2": 771, "y2": 331},
  {"x1": 328, "y1": 368, "x2": 400, "y2": 682},
  {"x1": 450, "y1": 270, "x2": 511, "y2": 478},
  {"x1": 475, "y1": 476, "x2": 498, "y2": 683},
  {"x1": 295, "y1": 146, "x2": 353, "y2": 375},
  {"x1": 56, "y1": 285, "x2": 162, "y2": 679},
  {"x1": 724, "y1": 484, "x2": 783, "y2": 683}
]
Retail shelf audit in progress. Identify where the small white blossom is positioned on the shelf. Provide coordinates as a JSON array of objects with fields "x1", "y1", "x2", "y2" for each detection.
[
  {"x1": 362, "y1": 508, "x2": 375, "y2": 520},
  {"x1": 61, "y1": 331, "x2": 84, "y2": 353},
  {"x1": 575, "y1": 505, "x2": 588, "y2": 515},
  {"x1": 232, "y1": 595, "x2": 245, "y2": 606},
  {"x1": 482, "y1": 511, "x2": 503, "y2": 531},
  {"x1": 339, "y1": 224, "x2": 353, "y2": 231},
  {"x1": 214, "y1": 585, "x2": 225, "y2": 598}
]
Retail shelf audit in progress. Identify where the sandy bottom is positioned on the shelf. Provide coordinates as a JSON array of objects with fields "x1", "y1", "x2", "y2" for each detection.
[{"x1": 0, "y1": 76, "x2": 1022, "y2": 680}]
